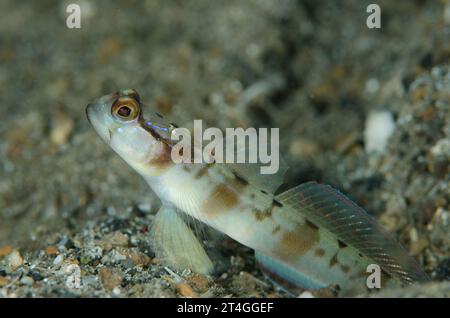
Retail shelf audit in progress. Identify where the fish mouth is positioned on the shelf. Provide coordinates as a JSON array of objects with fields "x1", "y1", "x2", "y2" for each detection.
[
  {"x1": 85, "y1": 103, "x2": 93, "y2": 125},
  {"x1": 85, "y1": 98, "x2": 113, "y2": 144}
]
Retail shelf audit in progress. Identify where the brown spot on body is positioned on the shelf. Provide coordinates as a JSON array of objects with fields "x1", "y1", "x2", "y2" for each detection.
[
  {"x1": 329, "y1": 254, "x2": 338, "y2": 267},
  {"x1": 195, "y1": 164, "x2": 211, "y2": 178},
  {"x1": 340, "y1": 265, "x2": 350, "y2": 273},
  {"x1": 272, "y1": 225, "x2": 281, "y2": 234},
  {"x1": 277, "y1": 221, "x2": 320, "y2": 261},
  {"x1": 338, "y1": 240, "x2": 348, "y2": 249},
  {"x1": 254, "y1": 198, "x2": 284, "y2": 222},
  {"x1": 315, "y1": 248, "x2": 326, "y2": 257},
  {"x1": 148, "y1": 143, "x2": 172, "y2": 171},
  {"x1": 201, "y1": 184, "x2": 240, "y2": 216},
  {"x1": 254, "y1": 208, "x2": 272, "y2": 221}
]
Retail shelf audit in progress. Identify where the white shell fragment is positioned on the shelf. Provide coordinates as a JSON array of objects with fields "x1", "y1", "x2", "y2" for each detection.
[{"x1": 364, "y1": 111, "x2": 396, "y2": 154}]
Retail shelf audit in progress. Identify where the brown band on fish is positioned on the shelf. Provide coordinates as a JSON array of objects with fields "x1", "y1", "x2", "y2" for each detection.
[
  {"x1": 340, "y1": 264, "x2": 350, "y2": 274},
  {"x1": 147, "y1": 142, "x2": 173, "y2": 171},
  {"x1": 315, "y1": 248, "x2": 326, "y2": 257},
  {"x1": 329, "y1": 253, "x2": 338, "y2": 267},
  {"x1": 254, "y1": 198, "x2": 286, "y2": 222},
  {"x1": 253, "y1": 208, "x2": 272, "y2": 221},
  {"x1": 338, "y1": 240, "x2": 348, "y2": 249},
  {"x1": 272, "y1": 225, "x2": 281, "y2": 235},
  {"x1": 277, "y1": 222, "x2": 320, "y2": 261},
  {"x1": 200, "y1": 184, "x2": 240, "y2": 217},
  {"x1": 195, "y1": 164, "x2": 212, "y2": 179}
]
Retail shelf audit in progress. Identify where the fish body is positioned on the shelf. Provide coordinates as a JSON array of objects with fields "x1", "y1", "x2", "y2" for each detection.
[{"x1": 86, "y1": 89, "x2": 429, "y2": 295}]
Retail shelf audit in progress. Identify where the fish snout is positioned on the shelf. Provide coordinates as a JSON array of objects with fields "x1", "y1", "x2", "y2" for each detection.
[{"x1": 85, "y1": 98, "x2": 114, "y2": 143}]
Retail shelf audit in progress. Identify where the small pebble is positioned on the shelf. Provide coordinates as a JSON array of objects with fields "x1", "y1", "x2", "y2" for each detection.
[
  {"x1": 187, "y1": 273, "x2": 209, "y2": 292},
  {"x1": 137, "y1": 203, "x2": 152, "y2": 214},
  {"x1": 299, "y1": 291, "x2": 315, "y2": 298},
  {"x1": 0, "y1": 246, "x2": 13, "y2": 258},
  {"x1": 50, "y1": 112, "x2": 74, "y2": 146},
  {"x1": 20, "y1": 276, "x2": 34, "y2": 286},
  {"x1": 107, "y1": 249, "x2": 127, "y2": 264},
  {"x1": 176, "y1": 282, "x2": 198, "y2": 298},
  {"x1": 112, "y1": 286, "x2": 121, "y2": 296},
  {"x1": 365, "y1": 78, "x2": 380, "y2": 94},
  {"x1": 45, "y1": 246, "x2": 58, "y2": 256},
  {"x1": 53, "y1": 254, "x2": 64, "y2": 267},
  {"x1": 82, "y1": 245, "x2": 103, "y2": 263},
  {"x1": 129, "y1": 251, "x2": 151, "y2": 266},
  {"x1": 99, "y1": 268, "x2": 123, "y2": 291},
  {"x1": 101, "y1": 232, "x2": 129, "y2": 251},
  {"x1": 427, "y1": 139, "x2": 450, "y2": 178},
  {"x1": 6, "y1": 250, "x2": 23, "y2": 270},
  {"x1": 0, "y1": 276, "x2": 9, "y2": 287},
  {"x1": 364, "y1": 111, "x2": 396, "y2": 154},
  {"x1": 82, "y1": 275, "x2": 98, "y2": 287}
]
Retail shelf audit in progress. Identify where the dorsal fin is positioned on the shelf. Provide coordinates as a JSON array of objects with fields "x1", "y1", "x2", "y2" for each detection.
[
  {"x1": 200, "y1": 131, "x2": 288, "y2": 194},
  {"x1": 224, "y1": 130, "x2": 288, "y2": 193},
  {"x1": 275, "y1": 182, "x2": 429, "y2": 285},
  {"x1": 224, "y1": 159, "x2": 288, "y2": 194}
]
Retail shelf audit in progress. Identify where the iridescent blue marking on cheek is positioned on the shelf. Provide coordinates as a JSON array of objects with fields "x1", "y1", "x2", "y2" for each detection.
[{"x1": 146, "y1": 121, "x2": 169, "y2": 132}]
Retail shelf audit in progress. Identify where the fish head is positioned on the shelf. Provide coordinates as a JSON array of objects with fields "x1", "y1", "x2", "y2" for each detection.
[{"x1": 86, "y1": 89, "x2": 172, "y2": 176}]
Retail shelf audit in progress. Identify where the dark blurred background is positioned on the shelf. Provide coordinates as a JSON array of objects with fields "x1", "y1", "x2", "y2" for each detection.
[{"x1": 0, "y1": 0, "x2": 448, "y2": 297}]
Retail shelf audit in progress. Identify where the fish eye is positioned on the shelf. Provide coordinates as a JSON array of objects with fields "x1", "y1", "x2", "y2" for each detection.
[
  {"x1": 112, "y1": 97, "x2": 140, "y2": 122},
  {"x1": 118, "y1": 105, "x2": 131, "y2": 117}
]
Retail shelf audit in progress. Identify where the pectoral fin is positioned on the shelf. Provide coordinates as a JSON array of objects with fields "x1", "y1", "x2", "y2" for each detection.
[{"x1": 151, "y1": 205, "x2": 214, "y2": 275}]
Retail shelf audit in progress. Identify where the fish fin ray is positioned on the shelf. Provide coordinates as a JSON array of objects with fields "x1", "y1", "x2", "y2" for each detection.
[
  {"x1": 151, "y1": 205, "x2": 214, "y2": 275},
  {"x1": 221, "y1": 132, "x2": 288, "y2": 193},
  {"x1": 275, "y1": 181, "x2": 429, "y2": 284}
]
